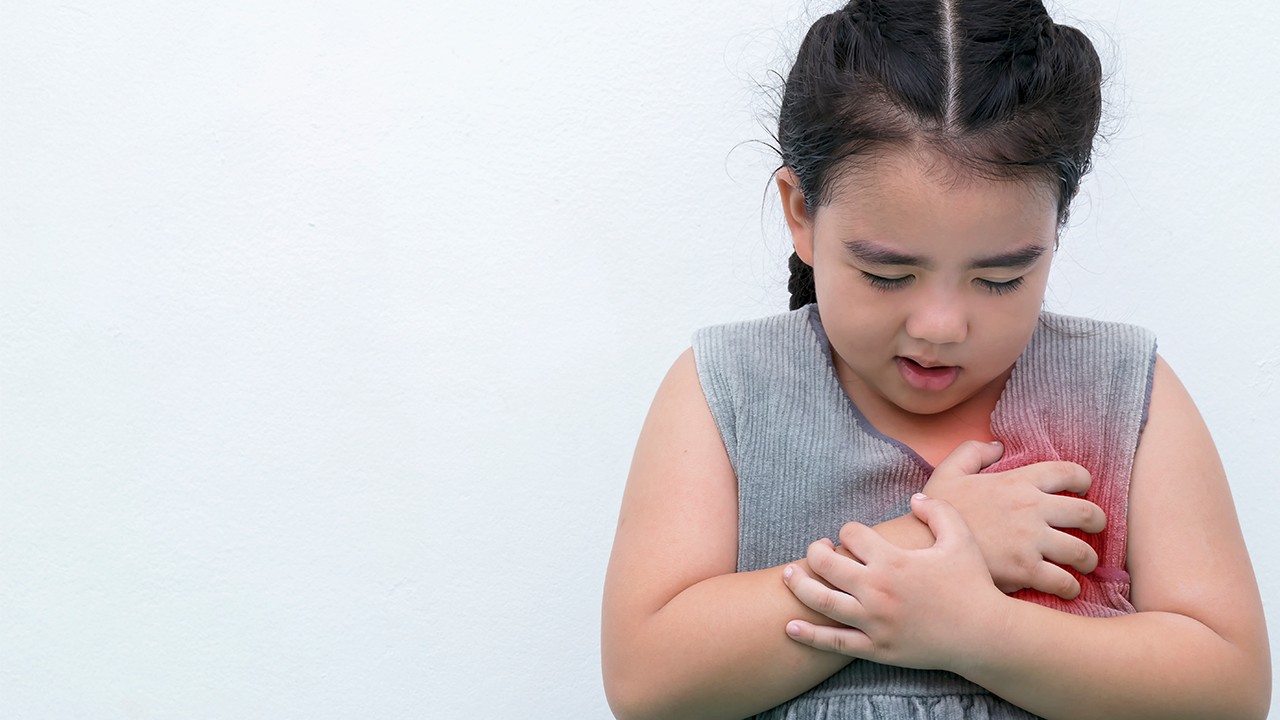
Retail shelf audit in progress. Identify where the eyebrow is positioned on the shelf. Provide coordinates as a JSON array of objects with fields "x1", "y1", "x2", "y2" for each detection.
[
  {"x1": 843, "y1": 240, "x2": 930, "y2": 269},
  {"x1": 842, "y1": 240, "x2": 1046, "y2": 271},
  {"x1": 969, "y1": 245, "x2": 1046, "y2": 270}
]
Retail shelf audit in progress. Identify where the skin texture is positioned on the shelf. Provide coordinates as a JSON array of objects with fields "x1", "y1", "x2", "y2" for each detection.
[
  {"x1": 600, "y1": 148, "x2": 1270, "y2": 719},
  {"x1": 785, "y1": 149, "x2": 1057, "y2": 459}
]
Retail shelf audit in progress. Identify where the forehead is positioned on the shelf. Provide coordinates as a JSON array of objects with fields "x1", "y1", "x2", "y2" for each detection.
[{"x1": 817, "y1": 147, "x2": 1058, "y2": 243}]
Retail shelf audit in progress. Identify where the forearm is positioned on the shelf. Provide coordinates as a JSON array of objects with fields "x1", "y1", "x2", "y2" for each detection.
[
  {"x1": 959, "y1": 600, "x2": 1270, "y2": 720},
  {"x1": 604, "y1": 560, "x2": 851, "y2": 720},
  {"x1": 872, "y1": 512, "x2": 934, "y2": 549},
  {"x1": 606, "y1": 515, "x2": 933, "y2": 720}
]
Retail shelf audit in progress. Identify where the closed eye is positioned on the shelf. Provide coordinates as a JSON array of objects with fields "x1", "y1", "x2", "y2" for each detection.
[
  {"x1": 975, "y1": 277, "x2": 1025, "y2": 295},
  {"x1": 861, "y1": 271, "x2": 913, "y2": 291}
]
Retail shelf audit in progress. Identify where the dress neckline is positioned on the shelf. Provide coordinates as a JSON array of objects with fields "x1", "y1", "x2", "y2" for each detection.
[{"x1": 802, "y1": 303, "x2": 1029, "y2": 474}]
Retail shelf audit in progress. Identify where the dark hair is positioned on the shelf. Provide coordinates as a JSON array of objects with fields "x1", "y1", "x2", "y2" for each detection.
[{"x1": 778, "y1": 0, "x2": 1103, "y2": 310}]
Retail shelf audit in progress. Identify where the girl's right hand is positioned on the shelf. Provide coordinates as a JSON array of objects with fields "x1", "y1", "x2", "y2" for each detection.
[{"x1": 920, "y1": 441, "x2": 1105, "y2": 599}]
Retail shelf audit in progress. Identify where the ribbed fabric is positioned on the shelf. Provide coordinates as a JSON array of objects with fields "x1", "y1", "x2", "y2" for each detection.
[{"x1": 691, "y1": 304, "x2": 1157, "y2": 720}]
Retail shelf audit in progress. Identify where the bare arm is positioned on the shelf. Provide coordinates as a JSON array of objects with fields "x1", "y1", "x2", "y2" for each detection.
[
  {"x1": 785, "y1": 355, "x2": 1271, "y2": 719},
  {"x1": 601, "y1": 349, "x2": 851, "y2": 720}
]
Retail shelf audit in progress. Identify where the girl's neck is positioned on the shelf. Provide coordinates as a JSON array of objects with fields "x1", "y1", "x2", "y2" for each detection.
[{"x1": 835, "y1": 359, "x2": 1011, "y2": 467}]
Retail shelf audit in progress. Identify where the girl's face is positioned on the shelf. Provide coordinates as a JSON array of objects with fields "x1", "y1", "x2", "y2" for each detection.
[{"x1": 779, "y1": 149, "x2": 1058, "y2": 422}]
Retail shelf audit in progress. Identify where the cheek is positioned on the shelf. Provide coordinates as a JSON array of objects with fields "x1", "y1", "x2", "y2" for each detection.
[
  {"x1": 981, "y1": 311, "x2": 1040, "y2": 364},
  {"x1": 835, "y1": 316, "x2": 897, "y2": 360}
]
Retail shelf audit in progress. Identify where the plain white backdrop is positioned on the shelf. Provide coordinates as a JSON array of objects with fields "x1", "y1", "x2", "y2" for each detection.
[{"x1": 2, "y1": 1, "x2": 1277, "y2": 717}]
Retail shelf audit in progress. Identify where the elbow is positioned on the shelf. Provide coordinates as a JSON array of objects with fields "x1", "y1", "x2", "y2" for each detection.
[
  {"x1": 602, "y1": 681, "x2": 640, "y2": 720},
  {"x1": 602, "y1": 612, "x2": 686, "y2": 720},
  {"x1": 603, "y1": 655, "x2": 667, "y2": 720},
  {"x1": 603, "y1": 648, "x2": 681, "y2": 720},
  {"x1": 1218, "y1": 638, "x2": 1271, "y2": 720},
  {"x1": 1236, "y1": 633, "x2": 1272, "y2": 720},
  {"x1": 1242, "y1": 657, "x2": 1271, "y2": 720},
  {"x1": 601, "y1": 662, "x2": 630, "y2": 720},
  {"x1": 1230, "y1": 684, "x2": 1271, "y2": 720},
  {"x1": 602, "y1": 669, "x2": 654, "y2": 720}
]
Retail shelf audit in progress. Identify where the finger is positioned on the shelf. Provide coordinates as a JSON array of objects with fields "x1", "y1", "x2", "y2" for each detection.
[
  {"x1": 908, "y1": 493, "x2": 974, "y2": 548},
  {"x1": 804, "y1": 539, "x2": 865, "y2": 591},
  {"x1": 783, "y1": 563, "x2": 864, "y2": 624},
  {"x1": 1028, "y1": 562, "x2": 1082, "y2": 600},
  {"x1": 837, "y1": 521, "x2": 892, "y2": 564},
  {"x1": 1039, "y1": 530, "x2": 1099, "y2": 575},
  {"x1": 1028, "y1": 461, "x2": 1093, "y2": 496},
  {"x1": 931, "y1": 440, "x2": 1005, "y2": 480},
  {"x1": 817, "y1": 538, "x2": 860, "y2": 575},
  {"x1": 1043, "y1": 496, "x2": 1106, "y2": 534},
  {"x1": 785, "y1": 619, "x2": 874, "y2": 659},
  {"x1": 832, "y1": 542, "x2": 858, "y2": 560}
]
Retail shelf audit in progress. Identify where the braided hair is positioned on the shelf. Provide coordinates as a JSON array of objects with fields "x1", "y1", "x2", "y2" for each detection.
[{"x1": 778, "y1": 0, "x2": 1102, "y2": 310}]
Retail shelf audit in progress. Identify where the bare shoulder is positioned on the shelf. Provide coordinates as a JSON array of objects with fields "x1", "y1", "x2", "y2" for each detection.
[
  {"x1": 1127, "y1": 354, "x2": 1269, "y2": 672},
  {"x1": 603, "y1": 348, "x2": 740, "y2": 617}
]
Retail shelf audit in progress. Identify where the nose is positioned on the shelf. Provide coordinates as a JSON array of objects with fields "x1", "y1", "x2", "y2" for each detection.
[{"x1": 904, "y1": 290, "x2": 968, "y2": 345}]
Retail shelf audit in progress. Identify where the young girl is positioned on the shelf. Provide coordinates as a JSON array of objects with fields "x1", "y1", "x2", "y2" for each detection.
[{"x1": 601, "y1": 1, "x2": 1270, "y2": 718}]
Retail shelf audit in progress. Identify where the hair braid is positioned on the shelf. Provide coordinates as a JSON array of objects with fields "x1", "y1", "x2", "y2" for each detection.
[{"x1": 787, "y1": 251, "x2": 817, "y2": 310}]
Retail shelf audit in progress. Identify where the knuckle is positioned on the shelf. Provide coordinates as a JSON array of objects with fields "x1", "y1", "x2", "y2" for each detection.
[
  {"x1": 1013, "y1": 550, "x2": 1037, "y2": 573},
  {"x1": 838, "y1": 522, "x2": 863, "y2": 546},
  {"x1": 1072, "y1": 542, "x2": 1093, "y2": 567},
  {"x1": 814, "y1": 590, "x2": 839, "y2": 614},
  {"x1": 1054, "y1": 573, "x2": 1079, "y2": 599},
  {"x1": 1078, "y1": 503, "x2": 1099, "y2": 528},
  {"x1": 1092, "y1": 506, "x2": 1107, "y2": 531},
  {"x1": 995, "y1": 577, "x2": 1021, "y2": 593},
  {"x1": 1052, "y1": 462, "x2": 1076, "y2": 482},
  {"x1": 1065, "y1": 579, "x2": 1081, "y2": 599},
  {"x1": 885, "y1": 555, "x2": 908, "y2": 576},
  {"x1": 807, "y1": 542, "x2": 831, "y2": 571},
  {"x1": 830, "y1": 630, "x2": 853, "y2": 655},
  {"x1": 1011, "y1": 492, "x2": 1038, "y2": 514},
  {"x1": 1079, "y1": 546, "x2": 1099, "y2": 573}
]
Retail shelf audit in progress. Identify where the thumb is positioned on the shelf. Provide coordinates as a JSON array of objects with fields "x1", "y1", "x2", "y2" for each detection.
[
  {"x1": 909, "y1": 493, "x2": 973, "y2": 548},
  {"x1": 931, "y1": 440, "x2": 1003, "y2": 480}
]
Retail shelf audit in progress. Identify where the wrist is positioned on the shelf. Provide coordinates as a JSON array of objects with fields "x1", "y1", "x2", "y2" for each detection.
[
  {"x1": 873, "y1": 513, "x2": 935, "y2": 550},
  {"x1": 947, "y1": 590, "x2": 1019, "y2": 680}
]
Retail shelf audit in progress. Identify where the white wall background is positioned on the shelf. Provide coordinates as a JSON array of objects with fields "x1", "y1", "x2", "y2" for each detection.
[{"x1": 2, "y1": 1, "x2": 1277, "y2": 717}]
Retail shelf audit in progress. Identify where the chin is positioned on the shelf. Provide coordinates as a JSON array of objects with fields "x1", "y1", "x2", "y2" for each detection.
[
  {"x1": 892, "y1": 392, "x2": 962, "y2": 417},
  {"x1": 896, "y1": 380, "x2": 991, "y2": 416}
]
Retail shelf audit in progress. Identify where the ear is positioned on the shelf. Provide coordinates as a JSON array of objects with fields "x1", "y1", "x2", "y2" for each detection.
[{"x1": 776, "y1": 167, "x2": 815, "y2": 266}]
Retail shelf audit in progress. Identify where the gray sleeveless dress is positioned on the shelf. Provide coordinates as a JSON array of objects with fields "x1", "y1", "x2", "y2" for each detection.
[{"x1": 691, "y1": 304, "x2": 1157, "y2": 719}]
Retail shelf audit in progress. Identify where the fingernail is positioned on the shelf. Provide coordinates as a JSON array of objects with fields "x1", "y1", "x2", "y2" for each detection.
[
  {"x1": 786, "y1": 621, "x2": 803, "y2": 637},
  {"x1": 912, "y1": 492, "x2": 928, "y2": 501},
  {"x1": 783, "y1": 565, "x2": 794, "y2": 581},
  {"x1": 988, "y1": 440, "x2": 1003, "y2": 447}
]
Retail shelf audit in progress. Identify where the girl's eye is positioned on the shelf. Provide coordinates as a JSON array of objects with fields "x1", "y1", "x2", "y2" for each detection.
[
  {"x1": 975, "y1": 277, "x2": 1025, "y2": 295},
  {"x1": 860, "y1": 271, "x2": 913, "y2": 291}
]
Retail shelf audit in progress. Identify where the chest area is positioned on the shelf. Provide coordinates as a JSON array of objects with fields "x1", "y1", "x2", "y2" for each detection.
[{"x1": 859, "y1": 414, "x2": 1002, "y2": 469}]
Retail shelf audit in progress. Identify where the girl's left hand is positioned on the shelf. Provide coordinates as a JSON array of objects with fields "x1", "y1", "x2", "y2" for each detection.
[{"x1": 781, "y1": 493, "x2": 1009, "y2": 673}]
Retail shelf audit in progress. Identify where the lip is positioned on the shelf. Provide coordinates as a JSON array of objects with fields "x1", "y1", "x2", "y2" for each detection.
[{"x1": 895, "y1": 356, "x2": 960, "y2": 392}]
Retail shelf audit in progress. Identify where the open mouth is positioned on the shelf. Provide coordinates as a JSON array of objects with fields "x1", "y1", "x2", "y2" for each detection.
[{"x1": 895, "y1": 356, "x2": 960, "y2": 392}]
